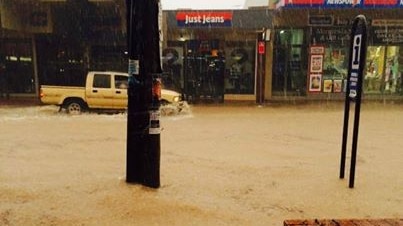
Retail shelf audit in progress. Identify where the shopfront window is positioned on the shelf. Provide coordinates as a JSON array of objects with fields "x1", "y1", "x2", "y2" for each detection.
[
  {"x1": 91, "y1": 45, "x2": 127, "y2": 72},
  {"x1": 273, "y1": 29, "x2": 307, "y2": 96},
  {"x1": 162, "y1": 46, "x2": 183, "y2": 92},
  {"x1": 37, "y1": 37, "x2": 86, "y2": 87},
  {"x1": 365, "y1": 46, "x2": 402, "y2": 94},
  {"x1": 183, "y1": 39, "x2": 225, "y2": 102},
  {"x1": 163, "y1": 38, "x2": 256, "y2": 103},
  {"x1": 322, "y1": 46, "x2": 348, "y2": 93},
  {"x1": 2, "y1": 40, "x2": 35, "y2": 94},
  {"x1": 224, "y1": 41, "x2": 255, "y2": 95}
]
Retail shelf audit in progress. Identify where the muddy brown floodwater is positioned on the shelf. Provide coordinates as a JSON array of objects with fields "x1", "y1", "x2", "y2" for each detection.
[{"x1": 1, "y1": 103, "x2": 402, "y2": 225}]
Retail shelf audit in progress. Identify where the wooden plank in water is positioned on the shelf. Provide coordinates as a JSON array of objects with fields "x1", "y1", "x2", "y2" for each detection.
[{"x1": 284, "y1": 219, "x2": 403, "y2": 226}]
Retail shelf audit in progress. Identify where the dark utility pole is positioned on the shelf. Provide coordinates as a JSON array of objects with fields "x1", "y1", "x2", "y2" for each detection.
[{"x1": 126, "y1": 0, "x2": 162, "y2": 188}]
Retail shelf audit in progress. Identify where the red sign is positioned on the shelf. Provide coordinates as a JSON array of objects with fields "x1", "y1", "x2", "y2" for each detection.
[
  {"x1": 364, "y1": 0, "x2": 396, "y2": 5},
  {"x1": 176, "y1": 11, "x2": 233, "y2": 27},
  {"x1": 258, "y1": 42, "x2": 265, "y2": 54},
  {"x1": 285, "y1": 0, "x2": 324, "y2": 4}
]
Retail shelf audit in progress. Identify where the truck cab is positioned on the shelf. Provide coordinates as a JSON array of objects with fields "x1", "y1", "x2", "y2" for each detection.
[{"x1": 85, "y1": 72, "x2": 129, "y2": 109}]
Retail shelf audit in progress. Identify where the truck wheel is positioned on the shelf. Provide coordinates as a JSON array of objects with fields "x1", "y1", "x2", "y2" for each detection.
[{"x1": 66, "y1": 101, "x2": 83, "y2": 114}]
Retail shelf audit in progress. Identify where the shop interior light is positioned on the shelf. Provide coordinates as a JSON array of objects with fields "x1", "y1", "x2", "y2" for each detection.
[
  {"x1": 280, "y1": 30, "x2": 285, "y2": 34},
  {"x1": 8, "y1": 56, "x2": 18, "y2": 61}
]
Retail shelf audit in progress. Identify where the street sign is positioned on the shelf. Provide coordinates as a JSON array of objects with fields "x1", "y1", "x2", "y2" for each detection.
[
  {"x1": 258, "y1": 41, "x2": 265, "y2": 55},
  {"x1": 339, "y1": 15, "x2": 368, "y2": 189}
]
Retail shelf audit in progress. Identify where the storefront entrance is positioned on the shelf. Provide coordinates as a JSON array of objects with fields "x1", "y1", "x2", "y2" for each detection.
[
  {"x1": 272, "y1": 29, "x2": 308, "y2": 96},
  {"x1": 162, "y1": 39, "x2": 257, "y2": 103},
  {"x1": 182, "y1": 40, "x2": 224, "y2": 103},
  {"x1": 163, "y1": 9, "x2": 273, "y2": 103}
]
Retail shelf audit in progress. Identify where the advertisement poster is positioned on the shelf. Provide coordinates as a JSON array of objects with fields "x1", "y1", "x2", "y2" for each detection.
[
  {"x1": 333, "y1": 79, "x2": 343, "y2": 92},
  {"x1": 310, "y1": 45, "x2": 325, "y2": 55},
  {"x1": 310, "y1": 55, "x2": 324, "y2": 73},
  {"x1": 323, "y1": 79, "x2": 333, "y2": 92},
  {"x1": 309, "y1": 74, "x2": 322, "y2": 92}
]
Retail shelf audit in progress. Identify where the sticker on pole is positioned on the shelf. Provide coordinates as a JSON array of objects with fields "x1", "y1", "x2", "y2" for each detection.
[
  {"x1": 128, "y1": 59, "x2": 139, "y2": 75},
  {"x1": 149, "y1": 110, "x2": 161, "y2": 134}
]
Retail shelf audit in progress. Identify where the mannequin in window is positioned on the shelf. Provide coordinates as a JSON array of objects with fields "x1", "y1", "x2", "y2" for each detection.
[
  {"x1": 162, "y1": 48, "x2": 182, "y2": 91},
  {"x1": 365, "y1": 60, "x2": 377, "y2": 91},
  {"x1": 384, "y1": 58, "x2": 395, "y2": 92},
  {"x1": 230, "y1": 48, "x2": 248, "y2": 93}
]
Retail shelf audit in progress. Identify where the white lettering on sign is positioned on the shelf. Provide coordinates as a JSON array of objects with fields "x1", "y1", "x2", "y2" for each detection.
[
  {"x1": 351, "y1": 34, "x2": 362, "y2": 70},
  {"x1": 349, "y1": 72, "x2": 358, "y2": 98},
  {"x1": 327, "y1": 0, "x2": 361, "y2": 4},
  {"x1": 203, "y1": 15, "x2": 224, "y2": 23},
  {"x1": 185, "y1": 15, "x2": 224, "y2": 24},
  {"x1": 350, "y1": 77, "x2": 358, "y2": 82},
  {"x1": 185, "y1": 15, "x2": 202, "y2": 24}
]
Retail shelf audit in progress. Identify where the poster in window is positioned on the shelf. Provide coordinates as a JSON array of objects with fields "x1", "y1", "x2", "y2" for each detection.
[
  {"x1": 309, "y1": 74, "x2": 322, "y2": 92},
  {"x1": 310, "y1": 45, "x2": 325, "y2": 55},
  {"x1": 310, "y1": 55, "x2": 323, "y2": 73},
  {"x1": 323, "y1": 79, "x2": 333, "y2": 93},
  {"x1": 333, "y1": 79, "x2": 343, "y2": 93}
]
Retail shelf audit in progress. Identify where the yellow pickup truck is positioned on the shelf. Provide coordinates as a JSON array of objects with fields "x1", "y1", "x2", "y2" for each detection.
[{"x1": 40, "y1": 71, "x2": 184, "y2": 114}]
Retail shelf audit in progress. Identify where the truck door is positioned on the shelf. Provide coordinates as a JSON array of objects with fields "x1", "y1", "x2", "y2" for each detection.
[
  {"x1": 113, "y1": 74, "x2": 128, "y2": 109},
  {"x1": 86, "y1": 73, "x2": 115, "y2": 108}
]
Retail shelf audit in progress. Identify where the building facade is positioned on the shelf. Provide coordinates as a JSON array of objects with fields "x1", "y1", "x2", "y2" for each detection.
[
  {"x1": 161, "y1": 9, "x2": 273, "y2": 103},
  {"x1": 272, "y1": 0, "x2": 403, "y2": 101},
  {"x1": 0, "y1": 0, "x2": 127, "y2": 99},
  {"x1": 1, "y1": 0, "x2": 402, "y2": 103}
]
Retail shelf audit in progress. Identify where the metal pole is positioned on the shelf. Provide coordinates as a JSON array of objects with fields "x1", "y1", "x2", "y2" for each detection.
[
  {"x1": 348, "y1": 16, "x2": 367, "y2": 188},
  {"x1": 339, "y1": 88, "x2": 350, "y2": 179},
  {"x1": 339, "y1": 15, "x2": 367, "y2": 188}
]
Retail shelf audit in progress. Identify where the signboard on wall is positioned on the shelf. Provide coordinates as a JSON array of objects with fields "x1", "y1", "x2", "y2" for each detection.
[
  {"x1": 1, "y1": 2, "x2": 52, "y2": 33},
  {"x1": 370, "y1": 19, "x2": 403, "y2": 44},
  {"x1": 176, "y1": 11, "x2": 233, "y2": 27},
  {"x1": 276, "y1": 0, "x2": 403, "y2": 8},
  {"x1": 308, "y1": 15, "x2": 333, "y2": 26},
  {"x1": 311, "y1": 27, "x2": 351, "y2": 44},
  {"x1": 371, "y1": 27, "x2": 403, "y2": 44}
]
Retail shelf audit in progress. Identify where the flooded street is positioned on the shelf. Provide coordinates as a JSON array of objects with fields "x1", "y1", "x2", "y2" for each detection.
[{"x1": 1, "y1": 103, "x2": 402, "y2": 225}]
